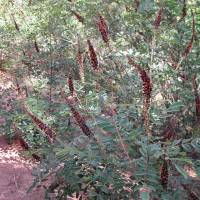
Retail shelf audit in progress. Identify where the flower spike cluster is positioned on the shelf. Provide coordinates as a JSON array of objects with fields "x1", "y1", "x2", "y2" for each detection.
[
  {"x1": 127, "y1": 56, "x2": 152, "y2": 110},
  {"x1": 160, "y1": 159, "x2": 168, "y2": 189},
  {"x1": 70, "y1": 106, "x2": 94, "y2": 138},
  {"x1": 87, "y1": 40, "x2": 99, "y2": 71},
  {"x1": 24, "y1": 105, "x2": 55, "y2": 143},
  {"x1": 182, "y1": 14, "x2": 195, "y2": 59},
  {"x1": 169, "y1": 14, "x2": 195, "y2": 69},
  {"x1": 70, "y1": 10, "x2": 84, "y2": 23},
  {"x1": 68, "y1": 73, "x2": 75, "y2": 96},
  {"x1": 140, "y1": 69, "x2": 152, "y2": 110},
  {"x1": 61, "y1": 91, "x2": 95, "y2": 138},
  {"x1": 97, "y1": 15, "x2": 109, "y2": 44},
  {"x1": 154, "y1": 8, "x2": 163, "y2": 29},
  {"x1": 128, "y1": 56, "x2": 152, "y2": 136},
  {"x1": 34, "y1": 40, "x2": 40, "y2": 52}
]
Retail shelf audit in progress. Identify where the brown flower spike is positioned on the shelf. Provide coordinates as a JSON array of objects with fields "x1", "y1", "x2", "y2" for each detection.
[
  {"x1": 61, "y1": 90, "x2": 95, "y2": 138},
  {"x1": 140, "y1": 69, "x2": 152, "y2": 109},
  {"x1": 70, "y1": 10, "x2": 84, "y2": 23},
  {"x1": 154, "y1": 8, "x2": 163, "y2": 29},
  {"x1": 170, "y1": 14, "x2": 195, "y2": 70},
  {"x1": 11, "y1": 14, "x2": 20, "y2": 32},
  {"x1": 182, "y1": 37, "x2": 194, "y2": 58},
  {"x1": 34, "y1": 40, "x2": 40, "y2": 52},
  {"x1": 68, "y1": 73, "x2": 75, "y2": 96},
  {"x1": 160, "y1": 159, "x2": 168, "y2": 189},
  {"x1": 127, "y1": 57, "x2": 152, "y2": 109},
  {"x1": 24, "y1": 106, "x2": 55, "y2": 143},
  {"x1": 182, "y1": 14, "x2": 195, "y2": 58},
  {"x1": 128, "y1": 56, "x2": 152, "y2": 136},
  {"x1": 87, "y1": 40, "x2": 99, "y2": 71},
  {"x1": 97, "y1": 15, "x2": 109, "y2": 44},
  {"x1": 70, "y1": 106, "x2": 94, "y2": 138}
]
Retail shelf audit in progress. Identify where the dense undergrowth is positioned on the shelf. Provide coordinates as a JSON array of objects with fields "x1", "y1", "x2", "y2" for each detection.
[{"x1": 0, "y1": 0, "x2": 200, "y2": 199}]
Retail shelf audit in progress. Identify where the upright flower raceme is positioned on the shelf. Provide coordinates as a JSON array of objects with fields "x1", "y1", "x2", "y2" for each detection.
[
  {"x1": 24, "y1": 105, "x2": 55, "y2": 143},
  {"x1": 154, "y1": 8, "x2": 163, "y2": 29},
  {"x1": 70, "y1": 10, "x2": 84, "y2": 23},
  {"x1": 192, "y1": 13, "x2": 195, "y2": 37},
  {"x1": 128, "y1": 57, "x2": 152, "y2": 110},
  {"x1": 140, "y1": 69, "x2": 152, "y2": 137},
  {"x1": 128, "y1": 56, "x2": 152, "y2": 136},
  {"x1": 61, "y1": 91, "x2": 95, "y2": 138},
  {"x1": 140, "y1": 69, "x2": 152, "y2": 110},
  {"x1": 182, "y1": 14, "x2": 195, "y2": 59},
  {"x1": 182, "y1": 37, "x2": 194, "y2": 59},
  {"x1": 87, "y1": 40, "x2": 99, "y2": 71},
  {"x1": 70, "y1": 106, "x2": 94, "y2": 138},
  {"x1": 11, "y1": 15, "x2": 20, "y2": 32},
  {"x1": 160, "y1": 159, "x2": 168, "y2": 189},
  {"x1": 169, "y1": 14, "x2": 195, "y2": 70},
  {"x1": 34, "y1": 40, "x2": 40, "y2": 52},
  {"x1": 68, "y1": 73, "x2": 75, "y2": 96},
  {"x1": 97, "y1": 15, "x2": 109, "y2": 44}
]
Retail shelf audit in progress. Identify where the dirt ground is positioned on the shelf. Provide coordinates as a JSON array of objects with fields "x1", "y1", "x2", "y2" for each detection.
[{"x1": 0, "y1": 136, "x2": 45, "y2": 200}]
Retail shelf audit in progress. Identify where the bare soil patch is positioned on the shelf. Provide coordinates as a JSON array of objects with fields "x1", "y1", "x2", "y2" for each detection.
[{"x1": 0, "y1": 136, "x2": 45, "y2": 200}]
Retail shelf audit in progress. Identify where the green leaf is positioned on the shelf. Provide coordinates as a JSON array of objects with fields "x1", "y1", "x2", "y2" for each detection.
[
  {"x1": 97, "y1": 194, "x2": 104, "y2": 200},
  {"x1": 170, "y1": 157, "x2": 192, "y2": 164},
  {"x1": 167, "y1": 101, "x2": 184, "y2": 113},
  {"x1": 174, "y1": 163, "x2": 188, "y2": 179},
  {"x1": 191, "y1": 138, "x2": 200, "y2": 153},
  {"x1": 140, "y1": 187, "x2": 150, "y2": 200},
  {"x1": 161, "y1": 192, "x2": 170, "y2": 200}
]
